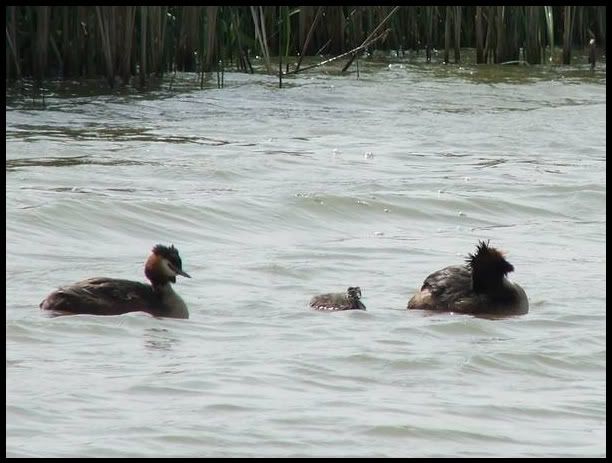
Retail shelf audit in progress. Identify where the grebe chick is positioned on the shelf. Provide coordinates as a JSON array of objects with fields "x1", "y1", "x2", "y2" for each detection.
[
  {"x1": 310, "y1": 287, "x2": 366, "y2": 312},
  {"x1": 40, "y1": 244, "x2": 191, "y2": 319},
  {"x1": 407, "y1": 241, "x2": 528, "y2": 316}
]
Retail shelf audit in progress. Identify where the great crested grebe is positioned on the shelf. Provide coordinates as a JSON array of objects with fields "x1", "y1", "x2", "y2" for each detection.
[
  {"x1": 407, "y1": 241, "x2": 528, "y2": 316},
  {"x1": 309, "y1": 286, "x2": 366, "y2": 312},
  {"x1": 40, "y1": 244, "x2": 191, "y2": 319}
]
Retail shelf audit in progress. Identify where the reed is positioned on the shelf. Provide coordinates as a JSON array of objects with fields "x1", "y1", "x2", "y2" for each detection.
[
  {"x1": 544, "y1": 6, "x2": 555, "y2": 63},
  {"x1": 148, "y1": 6, "x2": 166, "y2": 77},
  {"x1": 425, "y1": 6, "x2": 435, "y2": 62},
  {"x1": 475, "y1": 6, "x2": 484, "y2": 63},
  {"x1": 524, "y1": 6, "x2": 542, "y2": 64},
  {"x1": 6, "y1": 6, "x2": 606, "y2": 86},
  {"x1": 444, "y1": 6, "x2": 451, "y2": 64},
  {"x1": 278, "y1": 6, "x2": 283, "y2": 88},
  {"x1": 6, "y1": 6, "x2": 20, "y2": 78},
  {"x1": 32, "y1": 6, "x2": 49, "y2": 81},
  {"x1": 341, "y1": 6, "x2": 399, "y2": 72},
  {"x1": 562, "y1": 6, "x2": 575, "y2": 65},
  {"x1": 454, "y1": 6, "x2": 462, "y2": 63},
  {"x1": 295, "y1": 6, "x2": 323, "y2": 73},
  {"x1": 139, "y1": 6, "x2": 147, "y2": 87},
  {"x1": 230, "y1": 9, "x2": 253, "y2": 73},
  {"x1": 250, "y1": 6, "x2": 272, "y2": 73},
  {"x1": 204, "y1": 6, "x2": 218, "y2": 73}
]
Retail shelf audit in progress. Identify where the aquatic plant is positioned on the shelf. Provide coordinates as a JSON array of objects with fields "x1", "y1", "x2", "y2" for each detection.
[{"x1": 5, "y1": 6, "x2": 606, "y2": 86}]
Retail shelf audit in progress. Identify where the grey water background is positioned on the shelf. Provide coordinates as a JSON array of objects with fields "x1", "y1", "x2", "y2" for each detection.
[{"x1": 6, "y1": 58, "x2": 606, "y2": 457}]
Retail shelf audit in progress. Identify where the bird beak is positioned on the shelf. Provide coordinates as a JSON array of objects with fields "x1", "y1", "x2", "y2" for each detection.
[{"x1": 177, "y1": 269, "x2": 191, "y2": 278}]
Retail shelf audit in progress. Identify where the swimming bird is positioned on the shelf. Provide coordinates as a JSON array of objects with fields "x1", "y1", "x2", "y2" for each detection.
[
  {"x1": 407, "y1": 241, "x2": 528, "y2": 316},
  {"x1": 310, "y1": 286, "x2": 366, "y2": 312},
  {"x1": 40, "y1": 244, "x2": 191, "y2": 319}
]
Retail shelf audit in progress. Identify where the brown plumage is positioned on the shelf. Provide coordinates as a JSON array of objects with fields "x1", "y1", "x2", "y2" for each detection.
[
  {"x1": 407, "y1": 241, "x2": 528, "y2": 316},
  {"x1": 40, "y1": 244, "x2": 191, "y2": 319},
  {"x1": 309, "y1": 286, "x2": 366, "y2": 312}
]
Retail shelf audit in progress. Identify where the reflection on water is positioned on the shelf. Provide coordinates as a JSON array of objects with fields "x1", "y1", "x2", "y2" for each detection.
[
  {"x1": 143, "y1": 328, "x2": 180, "y2": 353},
  {"x1": 6, "y1": 156, "x2": 146, "y2": 170}
]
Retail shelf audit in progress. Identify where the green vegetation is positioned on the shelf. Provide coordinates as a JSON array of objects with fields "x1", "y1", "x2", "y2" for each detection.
[{"x1": 5, "y1": 6, "x2": 606, "y2": 88}]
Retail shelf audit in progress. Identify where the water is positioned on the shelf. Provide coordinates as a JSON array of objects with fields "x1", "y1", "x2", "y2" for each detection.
[{"x1": 6, "y1": 59, "x2": 606, "y2": 457}]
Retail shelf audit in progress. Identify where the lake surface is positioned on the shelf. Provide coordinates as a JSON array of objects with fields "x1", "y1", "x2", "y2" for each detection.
[{"x1": 6, "y1": 57, "x2": 606, "y2": 457}]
